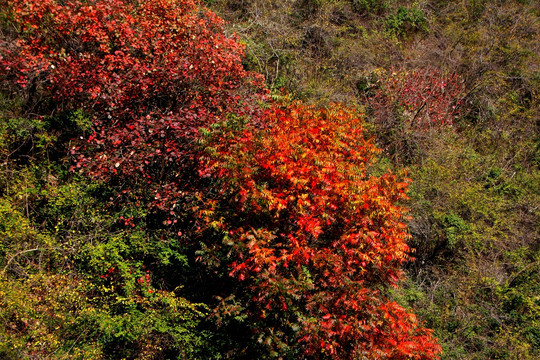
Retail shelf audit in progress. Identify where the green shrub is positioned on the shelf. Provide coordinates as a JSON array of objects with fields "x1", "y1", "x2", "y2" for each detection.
[{"x1": 385, "y1": 5, "x2": 428, "y2": 37}]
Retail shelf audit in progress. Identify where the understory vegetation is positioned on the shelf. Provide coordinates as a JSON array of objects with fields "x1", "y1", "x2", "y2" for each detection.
[{"x1": 1, "y1": 0, "x2": 538, "y2": 359}]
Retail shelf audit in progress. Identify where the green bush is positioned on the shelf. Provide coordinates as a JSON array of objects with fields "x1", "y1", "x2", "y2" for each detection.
[{"x1": 385, "y1": 5, "x2": 428, "y2": 37}]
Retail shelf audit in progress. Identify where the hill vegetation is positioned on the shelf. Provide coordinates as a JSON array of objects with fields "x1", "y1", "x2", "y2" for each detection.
[{"x1": 1, "y1": 0, "x2": 538, "y2": 359}]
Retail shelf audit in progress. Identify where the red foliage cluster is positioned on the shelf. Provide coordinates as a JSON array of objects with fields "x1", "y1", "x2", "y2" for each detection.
[
  {"x1": 201, "y1": 102, "x2": 442, "y2": 358},
  {"x1": 371, "y1": 67, "x2": 464, "y2": 127},
  {"x1": 3, "y1": 0, "x2": 265, "y2": 206},
  {"x1": 3, "y1": 0, "x2": 442, "y2": 357}
]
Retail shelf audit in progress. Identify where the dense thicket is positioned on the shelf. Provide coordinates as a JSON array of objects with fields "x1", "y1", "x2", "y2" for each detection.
[
  {"x1": 1, "y1": 0, "x2": 538, "y2": 359},
  {"x1": 0, "y1": 0, "x2": 443, "y2": 359}
]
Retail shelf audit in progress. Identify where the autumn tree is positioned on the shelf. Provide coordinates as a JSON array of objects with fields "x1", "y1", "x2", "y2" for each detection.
[
  {"x1": 199, "y1": 101, "x2": 442, "y2": 358},
  {"x1": 370, "y1": 67, "x2": 464, "y2": 129},
  {"x1": 2, "y1": 0, "x2": 265, "y2": 209}
]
